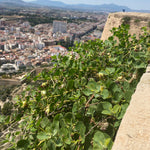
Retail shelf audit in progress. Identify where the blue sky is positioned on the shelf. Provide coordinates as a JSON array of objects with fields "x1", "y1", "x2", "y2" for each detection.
[{"x1": 24, "y1": 0, "x2": 150, "y2": 10}]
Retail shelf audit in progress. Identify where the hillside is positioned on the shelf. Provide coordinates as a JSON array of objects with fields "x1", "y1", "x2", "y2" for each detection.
[
  {"x1": 0, "y1": 13, "x2": 150, "y2": 150},
  {"x1": 101, "y1": 12, "x2": 150, "y2": 40}
]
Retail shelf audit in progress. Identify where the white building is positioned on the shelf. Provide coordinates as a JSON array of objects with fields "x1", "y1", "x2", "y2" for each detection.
[
  {"x1": 53, "y1": 21, "x2": 67, "y2": 34},
  {"x1": 18, "y1": 44, "x2": 25, "y2": 50},
  {"x1": 4, "y1": 44, "x2": 10, "y2": 51},
  {"x1": 0, "y1": 63, "x2": 19, "y2": 74}
]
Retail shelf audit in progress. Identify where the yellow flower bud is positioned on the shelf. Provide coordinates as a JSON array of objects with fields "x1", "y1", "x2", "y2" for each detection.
[
  {"x1": 97, "y1": 72, "x2": 104, "y2": 78},
  {"x1": 41, "y1": 82, "x2": 47, "y2": 87},
  {"x1": 22, "y1": 101, "x2": 27, "y2": 108},
  {"x1": 117, "y1": 76, "x2": 123, "y2": 81},
  {"x1": 41, "y1": 90, "x2": 46, "y2": 96},
  {"x1": 100, "y1": 86, "x2": 104, "y2": 92},
  {"x1": 45, "y1": 105, "x2": 50, "y2": 114}
]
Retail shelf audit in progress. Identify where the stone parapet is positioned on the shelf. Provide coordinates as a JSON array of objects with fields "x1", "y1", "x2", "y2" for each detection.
[
  {"x1": 101, "y1": 12, "x2": 150, "y2": 41},
  {"x1": 112, "y1": 65, "x2": 150, "y2": 150}
]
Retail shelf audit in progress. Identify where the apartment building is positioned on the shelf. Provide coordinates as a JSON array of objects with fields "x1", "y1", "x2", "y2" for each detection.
[{"x1": 53, "y1": 21, "x2": 67, "y2": 33}]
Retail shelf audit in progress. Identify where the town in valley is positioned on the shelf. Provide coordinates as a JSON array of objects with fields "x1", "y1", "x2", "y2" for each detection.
[{"x1": 0, "y1": 7, "x2": 107, "y2": 75}]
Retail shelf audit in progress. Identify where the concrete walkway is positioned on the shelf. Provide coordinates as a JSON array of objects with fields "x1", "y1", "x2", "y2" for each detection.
[
  {"x1": 112, "y1": 65, "x2": 150, "y2": 150},
  {"x1": 0, "y1": 79, "x2": 20, "y2": 87}
]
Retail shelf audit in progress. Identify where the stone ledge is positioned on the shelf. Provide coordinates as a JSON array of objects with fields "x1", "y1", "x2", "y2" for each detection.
[{"x1": 112, "y1": 65, "x2": 150, "y2": 150}]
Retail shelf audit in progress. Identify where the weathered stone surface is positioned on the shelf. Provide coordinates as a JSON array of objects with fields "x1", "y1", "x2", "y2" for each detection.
[
  {"x1": 112, "y1": 66, "x2": 150, "y2": 150},
  {"x1": 101, "y1": 12, "x2": 150, "y2": 41}
]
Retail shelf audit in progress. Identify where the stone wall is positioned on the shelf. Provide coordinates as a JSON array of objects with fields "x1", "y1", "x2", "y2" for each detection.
[
  {"x1": 101, "y1": 12, "x2": 150, "y2": 149},
  {"x1": 112, "y1": 65, "x2": 150, "y2": 150},
  {"x1": 101, "y1": 12, "x2": 150, "y2": 41}
]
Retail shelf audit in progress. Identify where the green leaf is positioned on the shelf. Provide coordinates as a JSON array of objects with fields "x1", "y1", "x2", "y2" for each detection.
[
  {"x1": 46, "y1": 140, "x2": 56, "y2": 150},
  {"x1": 51, "y1": 121, "x2": 59, "y2": 136},
  {"x1": 74, "y1": 79, "x2": 80, "y2": 88},
  {"x1": 87, "y1": 104, "x2": 97, "y2": 116},
  {"x1": 104, "y1": 138, "x2": 112, "y2": 148},
  {"x1": 101, "y1": 102, "x2": 112, "y2": 115},
  {"x1": 5, "y1": 116, "x2": 10, "y2": 124},
  {"x1": 118, "y1": 103, "x2": 129, "y2": 119},
  {"x1": 54, "y1": 114, "x2": 63, "y2": 121},
  {"x1": 0, "y1": 115, "x2": 5, "y2": 123},
  {"x1": 17, "y1": 139, "x2": 29, "y2": 148},
  {"x1": 101, "y1": 89, "x2": 110, "y2": 99},
  {"x1": 96, "y1": 103, "x2": 103, "y2": 113},
  {"x1": 75, "y1": 121, "x2": 86, "y2": 143},
  {"x1": 87, "y1": 80, "x2": 100, "y2": 93},
  {"x1": 83, "y1": 88, "x2": 93, "y2": 96},
  {"x1": 114, "y1": 120, "x2": 121, "y2": 128},
  {"x1": 102, "y1": 110, "x2": 112, "y2": 115},
  {"x1": 112, "y1": 104, "x2": 121, "y2": 114},
  {"x1": 67, "y1": 80, "x2": 74, "y2": 89},
  {"x1": 37, "y1": 132, "x2": 50, "y2": 140},
  {"x1": 81, "y1": 77, "x2": 87, "y2": 86},
  {"x1": 60, "y1": 127, "x2": 71, "y2": 145},
  {"x1": 93, "y1": 131, "x2": 113, "y2": 150},
  {"x1": 51, "y1": 55, "x2": 57, "y2": 59},
  {"x1": 135, "y1": 63, "x2": 146, "y2": 69},
  {"x1": 124, "y1": 89, "x2": 134, "y2": 102},
  {"x1": 72, "y1": 102, "x2": 78, "y2": 113},
  {"x1": 64, "y1": 112, "x2": 73, "y2": 124},
  {"x1": 112, "y1": 84, "x2": 121, "y2": 93},
  {"x1": 42, "y1": 142, "x2": 48, "y2": 150},
  {"x1": 102, "y1": 102, "x2": 112, "y2": 110},
  {"x1": 40, "y1": 117, "x2": 50, "y2": 129},
  {"x1": 54, "y1": 138, "x2": 63, "y2": 147},
  {"x1": 105, "y1": 67, "x2": 115, "y2": 74}
]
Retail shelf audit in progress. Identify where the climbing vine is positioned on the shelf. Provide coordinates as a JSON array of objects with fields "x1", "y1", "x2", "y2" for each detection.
[{"x1": 1, "y1": 24, "x2": 150, "y2": 150}]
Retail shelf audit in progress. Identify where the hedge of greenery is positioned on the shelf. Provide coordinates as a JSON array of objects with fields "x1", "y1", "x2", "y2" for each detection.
[{"x1": 1, "y1": 24, "x2": 150, "y2": 150}]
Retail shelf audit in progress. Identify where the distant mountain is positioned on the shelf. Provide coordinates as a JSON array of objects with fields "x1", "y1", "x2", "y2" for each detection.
[
  {"x1": 30, "y1": 0, "x2": 67, "y2": 7},
  {"x1": 29, "y1": 0, "x2": 131, "y2": 12},
  {"x1": 68, "y1": 3, "x2": 132, "y2": 12},
  {"x1": 0, "y1": 0, "x2": 25, "y2": 4},
  {"x1": 0, "y1": 0, "x2": 149, "y2": 13},
  {"x1": 0, "y1": 0, "x2": 23, "y2": 2},
  {"x1": 0, "y1": 0, "x2": 41, "y2": 8},
  {"x1": 0, "y1": 0, "x2": 28, "y2": 7},
  {"x1": 28, "y1": 0, "x2": 140, "y2": 12}
]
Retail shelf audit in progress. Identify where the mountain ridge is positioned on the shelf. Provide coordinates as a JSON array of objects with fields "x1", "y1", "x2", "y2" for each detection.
[{"x1": 0, "y1": 0, "x2": 149, "y2": 12}]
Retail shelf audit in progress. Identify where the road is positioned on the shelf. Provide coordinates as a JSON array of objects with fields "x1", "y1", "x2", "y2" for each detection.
[{"x1": 0, "y1": 79, "x2": 21, "y2": 88}]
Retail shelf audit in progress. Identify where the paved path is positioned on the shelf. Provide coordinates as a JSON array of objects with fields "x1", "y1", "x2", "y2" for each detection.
[
  {"x1": 112, "y1": 65, "x2": 150, "y2": 150},
  {"x1": 0, "y1": 79, "x2": 20, "y2": 87}
]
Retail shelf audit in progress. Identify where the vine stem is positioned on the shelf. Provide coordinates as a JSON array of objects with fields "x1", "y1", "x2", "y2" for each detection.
[
  {"x1": 85, "y1": 116, "x2": 112, "y2": 137},
  {"x1": 77, "y1": 136, "x2": 82, "y2": 150},
  {"x1": 85, "y1": 94, "x2": 94, "y2": 107},
  {"x1": 85, "y1": 120, "x2": 101, "y2": 137},
  {"x1": 50, "y1": 75, "x2": 55, "y2": 86},
  {"x1": 77, "y1": 144, "x2": 81, "y2": 150}
]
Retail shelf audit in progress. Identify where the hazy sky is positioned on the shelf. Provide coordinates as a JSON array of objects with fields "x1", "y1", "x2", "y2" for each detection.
[{"x1": 23, "y1": 0, "x2": 150, "y2": 10}]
